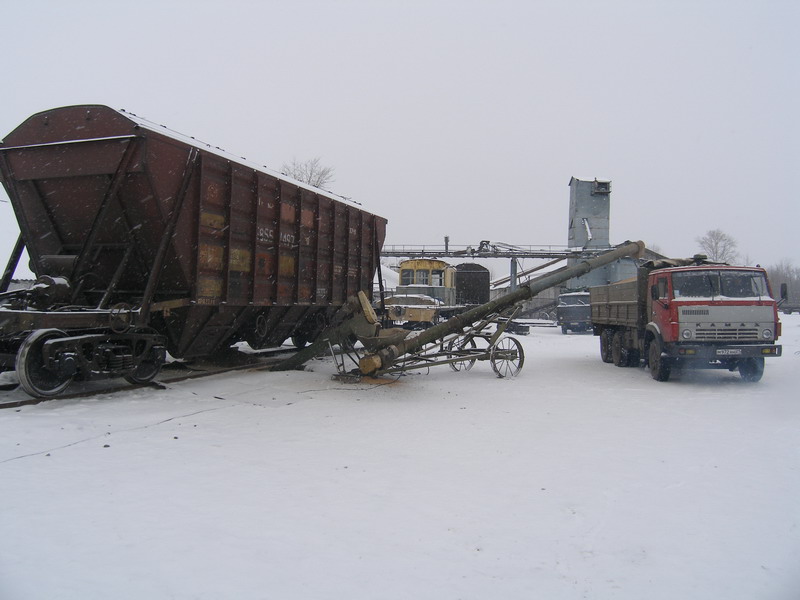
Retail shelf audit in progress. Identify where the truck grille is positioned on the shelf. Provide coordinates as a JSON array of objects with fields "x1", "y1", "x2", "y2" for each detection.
[{"x1": 695, "y1": 327, "x2": 759, "y2": 341}]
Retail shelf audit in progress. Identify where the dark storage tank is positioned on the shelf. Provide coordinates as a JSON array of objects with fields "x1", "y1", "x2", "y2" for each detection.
[{"x1": 455, "y1": 263, "x2": 490, "y2": 305}]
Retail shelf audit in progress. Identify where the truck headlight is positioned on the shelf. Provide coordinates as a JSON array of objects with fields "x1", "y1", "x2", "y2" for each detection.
[
  {"x1": 682, "y1": 329, "x2": 693, "y2": 340},
  {"x1": 762, "y1": 329, "x2": 772, "y2": 339}
]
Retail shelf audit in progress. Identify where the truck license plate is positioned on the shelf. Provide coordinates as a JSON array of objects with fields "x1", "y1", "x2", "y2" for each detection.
[{"x1": 716, "y1": 349, "x2": 742, "y2": 356}]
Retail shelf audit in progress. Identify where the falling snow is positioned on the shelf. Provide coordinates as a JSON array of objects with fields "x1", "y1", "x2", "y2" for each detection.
[{"x1": 1, "y1": 315, "x2": 798, "y2": 599}]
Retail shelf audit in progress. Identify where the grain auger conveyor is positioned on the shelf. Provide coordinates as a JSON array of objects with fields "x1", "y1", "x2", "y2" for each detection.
[{"x1": 274, "y1": 240, "x2": 646, "y2": 380}]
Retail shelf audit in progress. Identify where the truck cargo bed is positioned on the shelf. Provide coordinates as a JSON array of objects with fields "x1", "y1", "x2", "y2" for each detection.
[{"x1": 589, "y1": 277, "x2": 643, "y2": 329}]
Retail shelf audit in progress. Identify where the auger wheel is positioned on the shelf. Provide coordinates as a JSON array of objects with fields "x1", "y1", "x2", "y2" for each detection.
[
  {"x1": 446, "y1": 337, "x2": 477, "y2": 371},
  {"x1": 490, "y1": 336, "x2": 525, "y2": 378}
]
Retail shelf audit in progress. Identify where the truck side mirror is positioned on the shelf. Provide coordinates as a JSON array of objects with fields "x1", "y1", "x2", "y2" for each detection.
[
  {"x1": 780, "y1": 282, "x2": 788, "y2": 302},
  {"x1": 650, "y1": 285, "x2": 659, "y2": 301}
]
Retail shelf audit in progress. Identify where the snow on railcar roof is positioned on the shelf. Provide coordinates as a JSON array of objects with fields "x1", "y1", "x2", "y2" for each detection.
[{"x1": 118, "y1": 108, "x2": 362, "y2": 209}]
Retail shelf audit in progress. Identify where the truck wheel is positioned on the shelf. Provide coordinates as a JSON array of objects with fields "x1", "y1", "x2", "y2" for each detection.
[
  {"x1": 561, "y1": 324, "x2": 569, "y2": 335},
  {"x1": 600, "y1": 330, "x2": 613, "y2": 363},
  {"x1": 648, "y1": 338, "x2": 671, "y2": 381},
  {"x1": 612, "y1": 331, "x2": 630, "y2": 367},
  {"x1": 627, "y1": 349, "x2": 641, "y2": 367},
  {"x1": 738, "y1": 357, "x2": 764, "y2": 382}
]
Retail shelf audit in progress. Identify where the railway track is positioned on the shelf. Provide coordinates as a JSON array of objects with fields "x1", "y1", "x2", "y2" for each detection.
[{"x1": 0, "y1": 346, "x2": 300, "y2": 410}]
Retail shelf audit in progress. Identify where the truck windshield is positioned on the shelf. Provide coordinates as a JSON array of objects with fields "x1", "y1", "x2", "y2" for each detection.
[{"x1": 672, "y1": 270, "x2": 770, "y2": 299}]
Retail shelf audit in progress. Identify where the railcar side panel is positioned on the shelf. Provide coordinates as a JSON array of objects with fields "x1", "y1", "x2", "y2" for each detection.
[
  {"x1": 277, "y1": 182, "x2": 298, "y2": 305},
  {"x1": 197, "y1": 155, "x2": 228, "y2": 305},
  {"x1": 347, "y1": 206, "x2": 363, "y2": 297},
  {"x1": 254, "y1": 172, "x2": 279, "y2": 304},
  {"x1": 332, "y1": 204, "x2": 348, "y2": 304},
  {"x1": 0, "y1": 105, "x2": 387, "y2": 365},
  {"x1": 228, "y1": 163, "x2": 255, "y2": 305},
  {"x1": 298, "y1": 188, "x2": 317, "y2": 304},
  {"x1": 316, "y1": 197, "x2": 334, "y2": 305}
]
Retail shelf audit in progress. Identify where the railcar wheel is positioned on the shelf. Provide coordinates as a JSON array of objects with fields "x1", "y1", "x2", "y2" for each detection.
[
  {"x1": 738, "y1": 357, "x2": 764, "y2": 382},
  {"x1": 16, "y1": 329, "x2": 73, "y2": 398},
  {"x1": 490, "y1": 336, "x2": 525, "y2": 378},
  {"x1": 291, "y1": 334, "x2": 308, "y2": 349},
  {"x1": 600, "y1": 329, "x2": 613, "y2": 363},
  {"x1": 648, "y1": 337, "x2": 671, "y2": 382},
  {"x1": 245, "y1": 314, "x2": 270, "y2": 350},
  {"x1": 447, "y1": 337, "x2": 477, "y2": 371},
  {"x1": 124, "y1": 351, "x2": 163, "y2": 385}
]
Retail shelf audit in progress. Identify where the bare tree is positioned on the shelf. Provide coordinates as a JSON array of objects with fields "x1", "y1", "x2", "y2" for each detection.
[
  {"x1": 767, "y1": 259, "x2": 800, "y2": 302},
  {"x1": 281, "y1": 157, "x2": 335, "y2": 188},
  {"x1": 696, "y1": 229, "x2": 739, "y2": 263}
]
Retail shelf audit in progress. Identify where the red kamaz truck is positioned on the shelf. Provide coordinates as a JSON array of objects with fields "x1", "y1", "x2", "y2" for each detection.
[{"x1": 590, "y1": 256, "x2": 783, "y2": 382}]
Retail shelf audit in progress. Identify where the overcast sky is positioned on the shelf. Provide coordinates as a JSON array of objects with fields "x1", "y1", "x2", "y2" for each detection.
[{"x1": 1, "y1": 0, "x2": 798, "y2": 276}]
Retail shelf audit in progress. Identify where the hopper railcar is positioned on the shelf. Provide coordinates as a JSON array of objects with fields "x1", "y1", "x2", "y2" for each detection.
[{"x1": 0, "y1": 105, "x2": 387, "y2": 397}]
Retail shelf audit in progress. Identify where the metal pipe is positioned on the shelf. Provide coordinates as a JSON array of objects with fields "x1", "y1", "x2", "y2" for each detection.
[
  {"x1": 1, "y1": 233, "x2": 25, "y2": 293},
  {"x1": 359, "y1": 240, "x2": 645, "y2": 374},
  {"x1": 138, "y1": 148, "x2": 199, "y2": 324},
  {"x1": 491, "y1": 256, "x2": 565, "y2": 287},
  {"x1": 97, "y1": 244, "x2": 134, "y2": 309},
  {"x1": 70, "y1": 139, "x2": 139, "y2": 292},
  {"x1": 510, "y1": 258, "x2": 518, "y2": 291}
]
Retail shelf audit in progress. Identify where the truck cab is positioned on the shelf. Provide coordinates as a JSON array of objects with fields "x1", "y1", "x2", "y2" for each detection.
[{"x1": 645, "y1": 265, "x2": 781, "y2": 380}]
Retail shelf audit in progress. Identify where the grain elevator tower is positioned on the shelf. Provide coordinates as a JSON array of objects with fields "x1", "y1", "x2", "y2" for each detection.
[
  {"x1": 565, "y1": 177, "x2": 636, "y2": 288},
  {"x1": 568, "y1": 177, "x2": 610, "y2": 249}
]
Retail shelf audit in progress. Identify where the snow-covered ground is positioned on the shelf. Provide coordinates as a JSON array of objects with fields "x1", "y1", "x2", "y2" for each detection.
[{"x1": 2, "y1": 315, "x2": 799, "y2": 599}]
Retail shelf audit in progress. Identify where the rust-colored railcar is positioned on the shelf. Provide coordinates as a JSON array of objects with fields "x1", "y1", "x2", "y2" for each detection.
[{"x1": 0, "y1": 105, "x2": 387, "y2": 397}]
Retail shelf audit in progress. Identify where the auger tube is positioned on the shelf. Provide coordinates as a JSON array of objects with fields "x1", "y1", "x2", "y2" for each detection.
[{"x1": 358, "y1": 240, "x2": 646, "y2": 375}]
